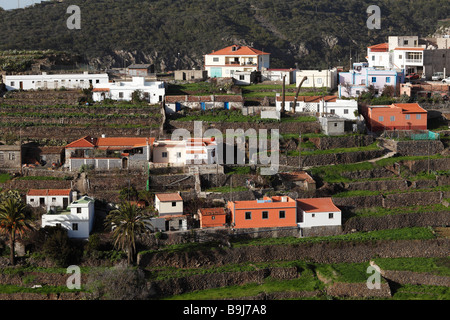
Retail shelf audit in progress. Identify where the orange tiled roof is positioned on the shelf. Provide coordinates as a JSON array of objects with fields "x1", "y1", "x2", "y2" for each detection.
[
  {"x1": 92, "y1": 88, "x2": 110, "y2": 92},
  {"x1": 394, "y1": 47, "x2": 424, "y2": 51},
  {"x1": 156, "y1": 193, "x2": 183, "y2": 202},
  {"x1": 198, "y1": 208, "x2": 226, "y2": 216},
  {"x1": 392, "y1": 103, "x2": 427, "y2": 114},
  {"x1": 207, "y1": 45, "x2": 270, "y2": 56},
  {"x1": 368, "y1": 43, "x2": 389, "y2": 52},
  {"x1": 276, "y1": 95, "x2": 337, "y2": 102},
  {"x1": 27, "y1": 189, "x2": 71, "y2": 196},
  {"x1": 66, "y1": 136, "x2": 155, "y2": 149},
  {"x1": 296, "y1": 197, "x2": 340, "y2": 213}
]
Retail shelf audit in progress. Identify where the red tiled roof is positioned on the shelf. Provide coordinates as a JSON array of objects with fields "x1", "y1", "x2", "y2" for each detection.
[
  {"x1": 198, "y1": 208, "x2": 226, "y2": 216},
  {"x1": 65, "y1": 136, "x2": 95, "y2": 148},
  {"x1": 66, "y1": 136, "x2": 155, "y2": 149},
  {"x1": 207, "y1": 45, "x2": 270, "y2": 56},
  {"x1": 368, "y1": 43, "x2": 389, "y2": 52},
  {"x1": 27, "y1": 189, "x2": 71, "y2": 196},
  {"x1": 276, "y1": 95, "x2": 337, "y2": 102},
  {"x1": 296, "y1": 197, "x2": 340, "y2": 213},
  {"x1": 392, "y1": 103, "x2": 427, "y2": 114},
  {"x1": 92, "y1": 88, "x2": 110, "y2": 92},
  {"x1": 156, "y1": 193, "x2": 183, "y2": 202}
]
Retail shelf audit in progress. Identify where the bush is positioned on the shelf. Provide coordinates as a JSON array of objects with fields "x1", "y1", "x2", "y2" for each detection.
[
  {"x1": 85, "y1": 266, "x2": 148, "y2": 300},
  {"x1": 42, "y1": 227, "x2": 79, "y2": 267}
]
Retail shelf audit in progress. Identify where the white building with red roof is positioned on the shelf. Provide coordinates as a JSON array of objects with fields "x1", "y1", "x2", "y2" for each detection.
[
  {"x1": 204, "y1": 45, "x2": 270, "y2": 79},
  {"x1": 26, "y1": 189, "x2": 74, "y2": 212},
  {"x1": 64, "y1": 135, "x2": 154, "y2": 171},
  {"x1": 296, "y1": 197, "x2": 342, "y2": 229}
]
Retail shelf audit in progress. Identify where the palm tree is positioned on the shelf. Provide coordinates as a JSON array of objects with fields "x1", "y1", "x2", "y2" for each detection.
[
  {"x1": 105, "y1": 202, "x2": 152, "y2": 265},
  {"x1": 0, "y1": 198, "x2": 33, "y2": 265}
]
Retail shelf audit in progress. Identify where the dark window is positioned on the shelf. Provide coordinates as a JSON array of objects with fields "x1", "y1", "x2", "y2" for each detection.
[
  {"x1": 172, "y1": 202, "x2": 176, "y2": 207},
  {"x1": 72, "y1": 223, "x2": 78, "y2": 231},
  {"x1": 245, "y1": 212, "x2": 252, "y2": 220},
  {"x1": 262, "y1": 211, "x2": 268, "y2": 219},
  {"x1": 279, "y1": 211, "x2": 285, "y2": 219}
]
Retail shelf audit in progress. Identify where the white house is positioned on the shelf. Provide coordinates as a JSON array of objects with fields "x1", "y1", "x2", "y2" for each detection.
[
  {"x1": 154, "y1": 193, "x2": 183, "y2": 217},
  {"x1": 41, "y1": 195, "x2": 95, "y2": 239},
  {"x1": 261, "y1": 68, "x2": 296, "y2": 84},
  {"x1": 295, "y1": 68, "x2": 338, "y2": 90},
  {"x1": 26, "y1": 189, "x2": 74, "y2": 212},
  {"x1": 152, "y1": 137, "x2": 217, "y2": 166},
  {"x1": 204, "y1": 45, "x2": 270, "y2": 79},
  {"x1": 275, "y1": 95, "x2": 359, "y2": 120},
  {"x1": 92, "y1": 76, "x2": 165, "y2": 104},
  {"x1": 297, "y1": 197, "x2": 341, "y2": 229},
  {"x1": 367, "y1": 36, "x2": 425, "y2": 76},
  {"x1": 3, "y1": 72, "x2": 109, "y2": 91}
]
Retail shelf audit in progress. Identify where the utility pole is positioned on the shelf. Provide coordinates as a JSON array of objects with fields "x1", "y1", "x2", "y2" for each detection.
[
  {"x1": 281, "y1": 75, "x2": 286, "y2": 113},
  {"x1": 298, "y1": 131, "x2": 301, "y2": 170}
]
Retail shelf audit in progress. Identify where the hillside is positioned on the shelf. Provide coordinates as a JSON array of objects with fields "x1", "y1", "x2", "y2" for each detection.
[{"x1": 0, "y1": 0, "x2": 448, "y2": 71}]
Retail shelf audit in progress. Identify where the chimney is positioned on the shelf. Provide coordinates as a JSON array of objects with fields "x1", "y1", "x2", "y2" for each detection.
[
  {"x1": 72, "y1": 190, "x2": 78, "y2": 201},
  {"x1": 101, "y1": 134, "x2": 106, "y2": 138}
]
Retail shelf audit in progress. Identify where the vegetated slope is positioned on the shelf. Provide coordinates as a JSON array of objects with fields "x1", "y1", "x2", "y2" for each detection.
[{"x1": 0, "y1": 0, "x2": 448, "y2": 71}]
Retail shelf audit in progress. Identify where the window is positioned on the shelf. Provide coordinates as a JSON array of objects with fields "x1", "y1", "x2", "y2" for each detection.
[
  {"x1": 344, "y1": 109, "x2": 349, "y2": 114},
  {"x1": 330, "y1": 109, "x2": 335, "y2": 114},
  {"x1": 8, "y1": 153, "x2": 15, "y2": 161},
  {"x1": 311, "y1": 213, "x2": 315, "y2": 218},
  {"x1": 52, "y1": 197, "x2": 56, "y2": 202},
  {"x1": 399, "y1": 55, "x2": 402, "y2": 59},
  {"x1": 317, "y1": 78, "x2": 323, "y2": 84},
  {"x1": 211, "y1": 216, "x2": 215, "y2": 220},
  {"x1": 72, "y1": 223, "x2": 78, "y2": 231},
  {"x1": 334, "y1": 123, "x2": 338, "y2": 127},
  {"x1": 30, "y1": 199, "x2": 34, "y2": 202},
  {"x1": 416, "y1": 114, "x2": 421, "y2": 120},
  {"x1": 386, "y1": 77, "x2": 391, "y2": 83},
  {"x1": 279, "y1": 211, "x2": 285, "y2": 219},
  {"x1": 172, "y1": 202, "x2": 176, "y2": 207},
  {"x1": 390, "y1": 116, "x2": 395, "y2": 122},
  {"x1": 10, "y1": 82, "x2": 15, "y2": 86},
  {"x1": 372, "y1": 55, "x2": 375, "y2": 61},
  {"x1": 162, "y1": 152, "x2": 168, "y2": 158},
  {"x1": 379, "y1": 116, "x2": 384, "y2": 122},
  {"x1": 372, "y1": 77, "x2": 377, "y2": 83},
  {"x1": 77, "y1": 208, "x2": 82, "y2": 214},
  {"x1": 356, "y1": 90, "x2": 361, "y2": 95},
  {"x1": 119, "y1": 92, "x2": 124, "y2": 98},
  {"x1": 239, "y1": 75, "x2": 245, "y2": 80},
  {"x1": 245, "y1": 212, "x2": 252, "y2": 220},
  {"x1": 262, "y1": 211, "x2": 268, "y2": 219},
  {"x1": 176, "y1": 152, "x2": 182, "y2": 158},
  {"x1": 96, "y1": 79, "x2": 100, "y2": 84},
  {"x1": 403, "y1": 40, "x2": 409, "y2": 45},
  {"x1": 329, "y1": 213, "x2": 334, "y2": 219},
  {"x1": 213, "y1": 57, "x2": 219, "y2": 62},
  {"x1": 405, "y1": 114, "x2": 411, "y2": 120}
]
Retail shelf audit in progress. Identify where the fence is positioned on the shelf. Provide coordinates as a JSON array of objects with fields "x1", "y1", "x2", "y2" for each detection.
[{"x1": 381, "y1": 130, "x2": 440, "y2": 140}]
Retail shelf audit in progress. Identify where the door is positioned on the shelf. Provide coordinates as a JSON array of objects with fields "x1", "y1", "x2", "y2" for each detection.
[
  {"x1": 175, "y1": 102, "x2": 181, "y2": 112},
  {"x1": 122, "y1": 158, "x2": 128, "y2": 169},
  {"x1": 201, "y1": 102, "x2": 206, "y2": 111},
  {"x1": 224, "y1": 102, "x2": 230, "y2": 110},
  {"x1": 210, "y1": 67, "x2": 222, "y2": 78},
  {"x1": 63, "y1": 198, "x2": 69, "y2": 209},
  {"x1": 19, "y1": 82, "x2": 23, "y2": 90}
]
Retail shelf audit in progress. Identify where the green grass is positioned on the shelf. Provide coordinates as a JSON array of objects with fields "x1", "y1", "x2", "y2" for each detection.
[
  {"x1": 164, "y1": 271, "x2": 323, "y2": 300},
  {"x1": 351, "y1": 203, "x2": 450, "y2": 218},
  {"x1": 225, "y1": 166, "x2": 252, "y2": 175},
  {"x1": 311, "y1": 162, "x2": 375, "y2": 183},
  {"x1": 392, "y1": 284, "x2": 450, "y2": 300},
  {"x1": 231, "y1": 227, "x2": 437, "y2": 247},
  {"x1": 373, "y1": 257, "x2": 450, "y2": 276},
  {"x1": 0, "y1": 173, "x2": 12, "y2": 183},
  {"x1": 206, "y1": 186, "x2": 248, "y2": 193},
  {"x1": 0, "y1": 284, "x2": 83, "y2": 295},
  {"x1": 289, "y1": 141, "x2": 380, "y2": 157}
]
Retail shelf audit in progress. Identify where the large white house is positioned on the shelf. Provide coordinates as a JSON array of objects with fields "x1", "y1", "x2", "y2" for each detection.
[
  {"x1": 275, "y1": 95, "x2": 359, "y2": 120},
  {"x1": 41, "y1": 195, "x2": 95, "y2": 239},
  {"x1": 204, "y1": 45, "x2": 270, "y2": 79},
  {"x1": 152, "y1": 137, "x2": 217, "y2": 166},
  {"x1": 26, "y1": 189, "x2": 74, "y2": 212},
  {"x1": 3, "y1": 72, "x2": 109, "y2": 91},
  {"x1": 297, "y1": 197, "x2": 341, "y2": 229},
  {"x1": 295, "y1": 68, "x2": 338, "y2": 90},
  {"x1": 367, "y1": 36, "x2": 425, "y2": 75},
  {"x1": 92, "y1": 76, "x2": 165, "y2": 104}
]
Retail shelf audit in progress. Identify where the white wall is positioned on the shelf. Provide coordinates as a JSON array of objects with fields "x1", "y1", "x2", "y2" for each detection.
[
  {"x1": 296, "y1": 69, "x2": 337, "y2": 89},
  {"x1": 27, "y1": 195, "x2": 71, "y2": 211},
  {"x1": 155, "y1": 198, "x2": 183, "y2": 216},
  {"x1": 298, "y1": 210, "x2": 341, "y2": 228},
  {"x1": 4, "y1": 72, "x2": 109, "y2": 91}
]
